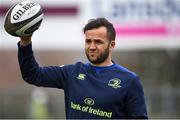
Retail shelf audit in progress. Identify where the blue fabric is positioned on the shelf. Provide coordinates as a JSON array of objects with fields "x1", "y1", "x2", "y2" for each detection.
[{"x1": 18, "y1": 42, "x2": 148, "y2": 119}]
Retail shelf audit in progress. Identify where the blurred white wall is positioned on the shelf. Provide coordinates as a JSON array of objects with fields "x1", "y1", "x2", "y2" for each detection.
[{"x1": 0, "y1": 0, "x2": 180, "y2": 50}]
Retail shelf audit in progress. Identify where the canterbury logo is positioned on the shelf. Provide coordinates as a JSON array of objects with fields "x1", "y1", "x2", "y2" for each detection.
[{"x1": 77, "y1": 74, "x2": 86, "y2": 80}]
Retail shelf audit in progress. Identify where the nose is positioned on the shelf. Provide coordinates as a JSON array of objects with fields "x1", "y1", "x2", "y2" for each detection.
[{"x1": 89, "y1": 42, "x2": 96, "y2": 50}]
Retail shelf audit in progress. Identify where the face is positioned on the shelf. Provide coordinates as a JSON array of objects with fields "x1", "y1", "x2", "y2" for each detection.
[{"x1": 85, "y1": 26, "x2": 115, "y2": 65}]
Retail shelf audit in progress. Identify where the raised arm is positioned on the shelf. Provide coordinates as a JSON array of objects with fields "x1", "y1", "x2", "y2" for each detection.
[{"x1": 18, "y1": 36, "x2": 67, "y2": 89}]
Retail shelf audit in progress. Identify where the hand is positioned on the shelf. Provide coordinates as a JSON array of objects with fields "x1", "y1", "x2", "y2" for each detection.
[{"x1": 20, "y1": 36, "x2": 32, "y2": 46}]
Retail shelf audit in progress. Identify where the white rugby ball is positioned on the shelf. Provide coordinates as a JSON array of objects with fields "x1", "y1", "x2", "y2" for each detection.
[{"x1": 4, "y1": 0, "x2": 44, "y2": 37}]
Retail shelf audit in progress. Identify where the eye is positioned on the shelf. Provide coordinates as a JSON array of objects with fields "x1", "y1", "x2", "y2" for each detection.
[
  {"x1": 85, "y1": 39, "x2": 90, "y2": 43},
  {"x1": 94, "y1": 39, "x2": 104, "y2": 44},
  {"x1": 85, "y1": 39, "x2": 91, "y2": 44}
]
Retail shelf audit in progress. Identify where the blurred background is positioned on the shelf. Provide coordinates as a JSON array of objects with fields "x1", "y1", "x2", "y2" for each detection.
[{"x1": 0, "y1": 0, "x2": 180, "y2": 119}]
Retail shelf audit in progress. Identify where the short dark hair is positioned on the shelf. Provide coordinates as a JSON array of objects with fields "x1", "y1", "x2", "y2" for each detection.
[{"x1": 83, "y1": 18, "x2": 116, "y2": 41}]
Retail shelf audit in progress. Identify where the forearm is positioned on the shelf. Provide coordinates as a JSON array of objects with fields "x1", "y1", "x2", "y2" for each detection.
[
  {"x1": 18, "y1": 36, "x2": 38, "y2": 84},
  {"x1": 18, "y1": 42, "x2": 39, "y2": 84}
]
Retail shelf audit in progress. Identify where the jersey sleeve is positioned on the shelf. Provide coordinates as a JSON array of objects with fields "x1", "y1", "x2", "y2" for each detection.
[
  {"x1": 125, "y1": 76, "x2": 148, "y2": 119},
  {"x1": 17, "y1": 42, "x2": 68, "y2": 89}
]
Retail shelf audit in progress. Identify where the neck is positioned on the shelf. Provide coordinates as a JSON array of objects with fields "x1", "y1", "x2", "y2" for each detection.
[{"x1": 91, "y1": 58, "x2": 113, "y2": 67}]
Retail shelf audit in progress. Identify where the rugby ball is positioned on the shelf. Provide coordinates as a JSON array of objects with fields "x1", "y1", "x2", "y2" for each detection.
[{"x1": 4, "y1": 0, "x2": 44, "y2": 37}]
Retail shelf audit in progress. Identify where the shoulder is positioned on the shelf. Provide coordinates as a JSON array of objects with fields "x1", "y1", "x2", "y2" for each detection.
[
  {"x1": 113, "y1": 64, "x2": 141, "y2": 87},
  {"x1": 114, "y1": 64, "x2": 138, "y2": 78},
  {"x1": 114, "y1": 64, "x2": 144, "y2": 92}
]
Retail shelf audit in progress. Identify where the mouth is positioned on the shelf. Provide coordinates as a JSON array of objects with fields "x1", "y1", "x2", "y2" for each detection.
[{"x1": 89, "y1": 52, "x2": 97, "y2": 56}]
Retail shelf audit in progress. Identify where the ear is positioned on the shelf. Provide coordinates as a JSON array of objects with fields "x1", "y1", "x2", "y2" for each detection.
[{"x1": 110, "y1": 41, "x2": 115, "y2": 50}]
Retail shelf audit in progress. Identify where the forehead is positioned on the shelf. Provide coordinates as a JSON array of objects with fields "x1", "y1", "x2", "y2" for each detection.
[{"x1": 85, "y1": 26, "x2": 107, "y2": 39}]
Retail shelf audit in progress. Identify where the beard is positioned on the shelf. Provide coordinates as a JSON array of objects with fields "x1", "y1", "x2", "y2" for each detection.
[{"x1": 85, "y1": 46, "x2": 110, "y2": 65}]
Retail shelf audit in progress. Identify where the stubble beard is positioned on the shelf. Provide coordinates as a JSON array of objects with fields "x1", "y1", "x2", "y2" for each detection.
[{"x1": 85, "y1": 47, "x2": 110, "y2": 65}]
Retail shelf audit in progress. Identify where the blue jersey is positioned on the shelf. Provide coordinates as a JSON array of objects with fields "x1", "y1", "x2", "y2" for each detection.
[{"x1": 18, "y1": 42, "x2": 148, "y2": 119}]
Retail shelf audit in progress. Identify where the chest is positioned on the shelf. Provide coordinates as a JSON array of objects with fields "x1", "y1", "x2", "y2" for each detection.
[{"x1": 67, "y1": 70, "x2": 129, "y2": 107}]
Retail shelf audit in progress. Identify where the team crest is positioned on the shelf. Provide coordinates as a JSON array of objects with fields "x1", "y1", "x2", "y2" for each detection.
[{"x1": 108, "y1": 78, "x2": 121, "y2": 89}]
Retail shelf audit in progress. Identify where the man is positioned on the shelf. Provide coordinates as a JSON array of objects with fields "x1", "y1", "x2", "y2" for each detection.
[{"x1": 18, "y1": 18, "x2": 148, "y2": 119}]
